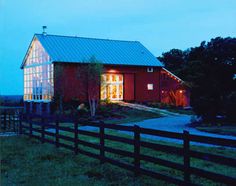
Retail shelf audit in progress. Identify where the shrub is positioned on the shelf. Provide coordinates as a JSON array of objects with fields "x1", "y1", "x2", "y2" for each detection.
[{"x1": 224, "y1": 91, "x2": 236, "y2": 123}]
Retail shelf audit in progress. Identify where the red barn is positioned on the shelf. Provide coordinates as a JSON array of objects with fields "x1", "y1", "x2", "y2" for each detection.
[{"x1": 20, "y1": 33, "x2": 190, "y2": 113}]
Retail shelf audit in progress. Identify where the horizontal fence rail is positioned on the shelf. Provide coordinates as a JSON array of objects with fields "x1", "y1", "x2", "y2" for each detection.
[{"x1": 19, "y1": 114, "x2": 236, "y2": 186}]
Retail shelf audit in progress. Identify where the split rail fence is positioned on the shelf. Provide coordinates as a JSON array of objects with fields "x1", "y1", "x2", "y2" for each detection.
[
  {"x1": 0, "y1": 112, "x2": 20, "y2": 133},
  {"x1": 19, "y1": 114, "x2": 236, "y2": 186}
]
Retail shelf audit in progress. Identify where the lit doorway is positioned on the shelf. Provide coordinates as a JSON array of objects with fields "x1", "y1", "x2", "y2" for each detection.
[{"x1": 101, "y1": 74, "x2": 123, "y2": 101}]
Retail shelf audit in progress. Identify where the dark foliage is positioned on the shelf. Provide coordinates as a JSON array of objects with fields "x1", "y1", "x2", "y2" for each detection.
[
  {"x1": 158, "y1": 37, "x2": 236, "y2": 123},
  {"x1": 158, "y1": 49, "x2": 186, "y2": 77}
]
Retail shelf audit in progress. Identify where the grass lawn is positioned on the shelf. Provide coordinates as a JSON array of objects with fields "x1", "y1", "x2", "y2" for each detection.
[
  {"x1": 1, "y1": 131, "x2": 236, "y2": 186},
  {"x1": 45, "y1": 107, "x2": 161, "y2": 127},
  {"x1": 0, "y1": 136, "x2": 167, "y2": 186},
  {"x1": 83, "y1": 103, "x2": 162, "y2": 124},
  {"x1": 102, "y1": 108, "x2": 162, "y2": 124},
  {"x1": 196, "y1": 125, "x2": 236, "y2": 136},
  {"x1": 18, "y1": 104, "x2": 161, "y2": 130}
]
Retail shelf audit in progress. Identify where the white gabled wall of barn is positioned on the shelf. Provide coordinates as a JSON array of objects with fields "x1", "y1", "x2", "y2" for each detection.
[{"x1": 23, "y1": 38, "x2": 53, "y2": 114}]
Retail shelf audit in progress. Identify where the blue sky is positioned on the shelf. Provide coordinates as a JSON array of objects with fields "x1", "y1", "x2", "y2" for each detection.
[{"x1": 0, "y1": 0, "x2": 236, "y2": 95}]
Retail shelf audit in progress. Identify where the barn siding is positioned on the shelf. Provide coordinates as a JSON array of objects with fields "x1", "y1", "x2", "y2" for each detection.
[
  {"x1": 103, "y1": 65, "x2": 161, "y2": 102},
  {"x1": 54, "y1": 63, "x2": 89, "y2": 102},
  {"x1": 54, "y1": 63, "x2": 162, "y2": 103},
  {"x1": 124, "y1": 74, "x2": 135, "y2": 101},
  {"x1": 160, "y1": 69, "x2": 190, "y2": 107},
  {"x1": 53, "y1": 63, "x2": 190, "y2": 106}
]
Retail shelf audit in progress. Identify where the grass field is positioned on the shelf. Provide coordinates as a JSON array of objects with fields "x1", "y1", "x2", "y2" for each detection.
[
  {"x1": 97, "y1": 103, "x2": 162, "y2": 124},
  {"x1": 196, "y1": 125, "x2": 236, "y2": 136},
  {"x1": 1, "y1": 131, "x2": 236, "y2": 186},
  {"x1": 103, "y1": 108, "x2": 162, "y2": 124}
]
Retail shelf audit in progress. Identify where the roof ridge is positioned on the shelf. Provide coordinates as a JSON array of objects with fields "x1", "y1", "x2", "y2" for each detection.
[{"x1": 35, "y1": 33, "x2": 139, "y2": 43}]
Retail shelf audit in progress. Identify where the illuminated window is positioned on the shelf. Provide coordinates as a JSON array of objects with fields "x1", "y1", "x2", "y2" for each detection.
[
  {"x1": 147, "y1": 84, "x2": 153, "y2": 90},
  {"x1": 23, "y1": 39, "x2": 53, "y2": 102},
  {"x1": 101, "y1": 74, "x2": 123, "y2": 101}
]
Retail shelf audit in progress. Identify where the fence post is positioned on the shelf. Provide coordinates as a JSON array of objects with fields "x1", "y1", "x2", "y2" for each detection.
[
  {"x1": 183, "y1": 130, "x2": 190, "y2": 184},
  {"x1": 19, "y1": 114, "x2": 22, "y2": 135},
  {"x1": 3, "y1": 112, "x2": 6, "y2": 130},
  {"x1": 29, "y1": 115, "x2": 32, "y2": 137},
  {"x1": 100, "y1": 121, "x2": 105, "y2": 164},
  {"x1": 41, "y1": 117, "x2": 45, "y2": 143},
  {"x1": 74, "y1": 121, "x2": 78, "y2": 155},
  {"x1": 0, "y1": 112, "x2": 1, "y2": 127},
  {"x1": 8, "y1": 114, "x2": 11, "y2": 130},
  {"x1": 13, "y1": 113, "x2": 16, "y2": 132},
  {"x1": 134, "y1": 125, "x2": 141, "y2": 176},
  {"x1": 55, "y1": 118, "x2": 59, "y2": 148}
]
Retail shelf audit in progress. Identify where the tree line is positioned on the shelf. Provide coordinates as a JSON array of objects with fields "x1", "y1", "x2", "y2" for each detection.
[{"x1": 158, "y1": 37, "x2": 236, "y2": 123}]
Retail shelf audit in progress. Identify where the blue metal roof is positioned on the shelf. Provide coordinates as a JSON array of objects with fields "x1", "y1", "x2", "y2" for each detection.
[{"x1": 33, "y1": 34, "x2": 163, "y2": 67}]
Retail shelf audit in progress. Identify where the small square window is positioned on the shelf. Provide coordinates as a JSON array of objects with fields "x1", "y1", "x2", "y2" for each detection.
[
  {"x1": 147, "y1": 84, "x2": 153, "y2": 90},
  {"x1": 147, "y1": 67, "x2": 153, "y2": 72}
]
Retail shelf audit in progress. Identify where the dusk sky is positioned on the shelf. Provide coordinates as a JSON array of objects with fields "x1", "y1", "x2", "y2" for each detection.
[{"x1": 0, "y1": 0, "x2": 236, "y2": 95}]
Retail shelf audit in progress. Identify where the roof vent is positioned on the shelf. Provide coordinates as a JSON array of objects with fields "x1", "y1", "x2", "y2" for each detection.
[{"x1": 42, "y1": 26, "x2": 47, "y2": 35}]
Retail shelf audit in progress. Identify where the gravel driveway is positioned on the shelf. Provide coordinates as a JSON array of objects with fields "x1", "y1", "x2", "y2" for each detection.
[
  {"x1": 121, "y1": 115, "x2": 236, "y2": 146},
  {"x1": 79, "y1": 115, "x2": 236, "y2": 147}
]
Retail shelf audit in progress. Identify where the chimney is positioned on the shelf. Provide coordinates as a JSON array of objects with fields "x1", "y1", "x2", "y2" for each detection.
[{"x1": 42, "y1": 26, "x2": 47, "y2": 35}]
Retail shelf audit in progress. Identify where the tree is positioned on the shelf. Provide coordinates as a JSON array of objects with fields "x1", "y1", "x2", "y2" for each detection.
[
  {"x1": 188, "y1": 38, "x2": 236, "y2": 122},
  {"x1": 87, "y1": 56, "x2": 103, "y2": 118},
  {"x1": 158, "y1": 49, "x2": 186, "y2": 78},
  {"x1": 158, "y1": 37, "x2": 236, "y2": 123},
  {"x1": 76, "y1": 56, "x2": 103, "y2": 118}
]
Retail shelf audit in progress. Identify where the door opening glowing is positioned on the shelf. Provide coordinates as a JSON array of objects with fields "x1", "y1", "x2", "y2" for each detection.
[{"x1": 101, "y1": 74, "x2": 123, "y2": 101}]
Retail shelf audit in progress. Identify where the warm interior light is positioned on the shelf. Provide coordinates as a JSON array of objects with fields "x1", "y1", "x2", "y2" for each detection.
[
  {"x1": 179, "y1": 90, "x2": 183, "y2": 93},
  {"x1": 101, "y1": 74, "x2": 123, "y2": 101},
  {"x1": 107, "y1": 69, "x2": 117, "y2": 73}
]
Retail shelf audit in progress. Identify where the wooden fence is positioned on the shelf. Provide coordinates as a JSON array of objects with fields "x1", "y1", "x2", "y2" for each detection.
[
  {"x1": 19, "y1": 114, "x2": 236, "y2": 185},
  {"x1": 0, "y1": 112, "x2": 20, "y2": 133}
]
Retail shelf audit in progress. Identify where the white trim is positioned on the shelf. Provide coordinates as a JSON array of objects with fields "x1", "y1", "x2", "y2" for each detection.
[{"x1": 162, "y1": 68, "x2": 184, "y2": 82}]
